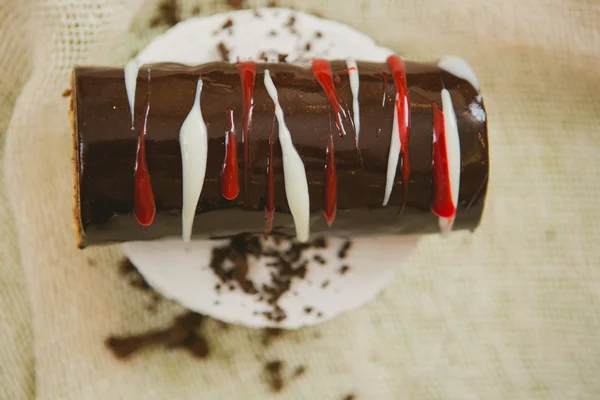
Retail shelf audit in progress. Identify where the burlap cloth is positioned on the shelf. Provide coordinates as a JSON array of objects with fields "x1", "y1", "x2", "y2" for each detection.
[{"x1": 2, "y1": 0, "x2": 600, "y2": 398}]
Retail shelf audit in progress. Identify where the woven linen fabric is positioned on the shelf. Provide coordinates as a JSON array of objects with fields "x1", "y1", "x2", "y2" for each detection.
[{"x1": 2, "y1": 0, "x2": 600, "y2": 398}]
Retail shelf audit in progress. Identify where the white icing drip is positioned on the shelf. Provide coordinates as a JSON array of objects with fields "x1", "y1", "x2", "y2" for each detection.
[
  {"x1": 346, "y1": 59, "x2": 360, "y2": 146},
  {"x1": 439, "y1": 89, "x2": 461, "y2": 233},
  {"x1": 438, "y1": 55, "x2": 480, "y2": 91},
  {"x1": 382, "y1": 104, "x2": 400, "y2": 206},
  {"x1": 124, "y1": 58, "x2": 141, "y2": 126},
  {"x1": 179, "y1": 79, "x2": 208, "y2": 242},
  {"x1": 469, "y1": 102, "x2": 486, "y2": 122},
  {"x1": 263, "y1": 69, "x2": 310, "y2": 242}
]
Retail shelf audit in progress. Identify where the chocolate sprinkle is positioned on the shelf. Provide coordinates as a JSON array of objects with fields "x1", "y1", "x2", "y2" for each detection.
[
  {"x1": 221, "y1": 18, "x2": 233, "y2": 30},
  {"x1": 339, "y1": 265, "x2": 350, "y2": 275},
  {"x1": 304, "y1": 306, "x2": 313, "y2": 314},
  {"x1": 252, "y1": 9, "x2": 261, "y2": 17},
  {"x1": 278, "y1": 53, "x2": 288, "y2": 63},
  {"x1": 338, "y1": 240, "x2": 352, "y2": 259},
  {"x1": 217, "y1": 42, "x2": 230, "y2": 61},
  {"x1": 321, "y1": 280, "x2": 330, "y2": 289},
  {"x1": 285, "y1": 15, "x2": 296, "y2": 28},
  {"x1": 119, "y1": 258, "x2": 151, "y2": 291},
  {"x1": 293, "y1": 365, "x2": 307, "y2": 378},
  {"x1": 315, "y1": 31, "x2": 323, "y2": 38},
  {"x1": 262, "y1": 327, "x2": 283, "y2": 346},
  {"x1": 304, "y1": 42, "x2": 311, "y2": 51},
  {"x1": 265, "y1": 360, "x2": 284, "y2": 392},
  {"x1": 259, "y1": 51, "x2": 268, "y2": 61},
  {"x1": 313, "y1": 254, "x2": 326, "y2": 265},
  {"x1": 106, "y1": 312, "x2": 208, "y2": 359},
  {"x1": 268, "y1": 30, "x2": 277, "y2": 36}
]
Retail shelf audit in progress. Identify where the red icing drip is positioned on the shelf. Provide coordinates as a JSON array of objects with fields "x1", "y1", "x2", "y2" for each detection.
[
  {"x1": 133, "y1": 94, "x2": 156, "y2": 227},
  {"x1": 386, "y1": 54, "x2": 411, "y2": 194},
  {"x1": 431, "y1": 102, "x2": 455, "y2": 218},
  {"x1": 265, "y1": 117, "x2": 276, "y2": 235},
  {"x1": 237, "y1": 61, "x2": 256, "y2": 199},
  {"x1": 311, "y1": 58, "x2": 347, "y2": 137},
  {"x1": 323, "y1": 135, "x2": 337, "y2": 225},
  {"x1": 220, "y1": 108, "x2": 239, "y2": 200}
]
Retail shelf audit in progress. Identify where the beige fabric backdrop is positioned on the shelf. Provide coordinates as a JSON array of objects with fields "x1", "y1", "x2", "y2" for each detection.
[{"x1": 2, "y1": 0, "x2": 600, "y2": 398}]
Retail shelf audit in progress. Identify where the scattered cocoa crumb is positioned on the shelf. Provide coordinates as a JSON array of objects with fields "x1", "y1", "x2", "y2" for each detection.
[
  {"x1": 215, "y1": 283, "x2": 221, "y2": 291},
  {"x1": 267, "y1": 0, "x2": 278, "y2": 7},
  {"x1": 252, "y1": 9, "x2": 261, "y2": 17},
  {"x1": 259, "y1": 51, "x2": 268, "y2": 61},
  {"x1": 304, "y1": 42, "x2": 311, "y2": 51},
  {"x1": 226, "y1": 0, "x2": 245, "y2": 9},
  {"x1": 149, "y1": 0, "x2": 180, "y2": 28},
  {"x1": 317, "y1": 311, "x2": 323, "y2": 318},
  {"x1": 339, "y1": 265, "x2": 350, "y2": 275},
  {"x1": 285, "y1": 15, "x2": 296, "y2": 28},
  {"x1": 119, "y1": 258, "x2": 151, "y2": 291},
  {"x1": 343, "y1": 395, "x2": 356, "y2": 400},
  {"x1": 61, "y1": 88, "x2": 71, "y2": 97},
  {"x1": 315, "y1": 31, "x2": 323, "y2": 38},
  {"x1": 262, "y1": 327, "x2": 283, "y2": 346},
  {"x1": 313, "y1": 254, "x2": 326, "y2": 264},
  {"x1": 86, "y1": 257, "x2": 97, "y2": 267},
  {"x1": 278, "y1": 53, "x2": 288, "y2": 63},
  {"x1": 216, "y1": 320, "x2": 230, "y2": 330},
  {"x1": 221, "y1": 18, "x2": 233, "y2": 30},
  {"x1": 304, "y1": 307, "x2": 313, "y2": 314},
  {"x1": 228, "y1": 284, "x2": 236, "y2": 291},
  {"x1": 293, "y1": 365, "x2": 306, "y2": 378},
  {"x1": 217, "y1": 41, "x2": 230, "y2": 62},
  {"x1": 190, "y1": 5, "x2": 201, "y2": 15},
  {"x1": 313, "y1": 237, "x2": 327, "y2": 248},
  {"x1": 106, "y1": 312, "x2": 208, "y2": 359},
  {"x1": 338, "y1": 240, "x2": 352, "y2": 259},
  {"x1": 321, "y1": 280, "x2": 330, "y2": 289},
  {"x1": 268, "y1": 30, "x2": 277, "y2": 36},
  {"x1": 265, "y1": 360, "x2": 284, "y2": 392}
]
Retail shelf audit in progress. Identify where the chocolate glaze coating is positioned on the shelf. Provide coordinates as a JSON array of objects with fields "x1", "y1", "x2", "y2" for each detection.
[{"x1": 71, "y1": 60, "x2": 488, "y2": 247}]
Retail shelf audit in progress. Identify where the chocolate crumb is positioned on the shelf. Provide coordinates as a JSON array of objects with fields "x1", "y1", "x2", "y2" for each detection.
[
  {"x1": 268, "y1": 30, "x2": 277, "y2": 36},
  {"x1": 215, "y1": 283, "x2": 221, "y2": 291},
  {"x1": 343, "y1": 395, "x2": 356, "y2": 400},
  {"x1": 313, "y1": 237, "x2": 327, "y2": 248},
  {"x1": 226, "y1": 0, "x2": 245, "y2": 9},
  {"x1": 286, "y1": 15, "x2": 296, "y2": 27},
  {"x1": 293, "y1": 365, "x2": 307, "y2": 378},
  {"x1": 190, "y1": 5, "x2": 201, "y2": 15},
  {"x1": 317, "y1": 311, "x2": 323, "y2": 318},
  {"x1": 228, "y1": 284, "x2": 236, "y2": 291},
  {"x1": 339, "y1": 265, "x2": 350, "y2": 275},
  {"x1": 259, "y1": 51, "x2": 268, "y2": 61},
  {"x1": 265, "y1": 360, "x2": 284, "y2": 392},
  {"x1": 315, "y1": 31, "x2": 323, "y2": 38},
  {"x1": 119, "y1": 258, "x2": 151, "y2": 291},
  {"x1": 313, "y1": 254, "x2": 326, "y2": 264},
  {"x1": 267, "y1": 0, "x2": 278, "y2": 7},
  {"x1": 338, "y1": 240, "x2": 352, "y2": 259},
  {"x1": 61, "y1": 88, "x2": 71, "y2": 97},
  {"x1": 304, "y1": 42, "x2": 311, "y2": 51},
  {"x1": 278, "y1": 53, "x2": 288, "y2": 63},
  {"x1": 321, "y1": 280, "x2": 330, "y2": 289},
  {"x1": 221, "y1": 18, "x2": 233, "y2": 30},
  {"x1": 106, "y1": 312, "x2": 207, "y2": 359},
  {"x1": 149, "y1": 0, "x2": 180, "y2": 28},
  {"x1": 304, "y1": 307, "x2": 313, "y2": 314},
  {"x1": 262, "y1": 327, "x2": 283, "y2": 346},
  {"x1": 217, "y1": 42, "x2": 230, "y2": 61},
  {"x1": 252, "y1": 9, "x2": 261, "y2": 17},
  {"x1": 86, "y1": 257, "x2": 97, "y2": 267}
]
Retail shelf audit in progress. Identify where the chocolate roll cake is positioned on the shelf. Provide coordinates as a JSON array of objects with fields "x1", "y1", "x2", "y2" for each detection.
[{"x1": 71, "y1": 55, "x2": 488, "y2": 247}]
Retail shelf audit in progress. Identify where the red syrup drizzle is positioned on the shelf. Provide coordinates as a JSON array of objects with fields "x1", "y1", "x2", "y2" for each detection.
[
  {"x1": 311, "y1": 58, "x2": 347, "y2": 137},
  {"x1": 265, "y1": 116, "x2": 276, "y2": 235},
  {"x1": 133, "y1": 92, "x2": 156, "y2": 227},
  {"x1": 323, "y1": 134, "x2": 337, "y2": 225},
  {"x1": 220, "y1": 108, "x2": 240, "y2": 200},
  {"x1": 237, "y1": 61, "x2": 256, "y2": 201},
  {"x1": 386, "y1": 54, "x2": 411, "y2": 202},
  {"x1": 431, "y1": 102, "x2": 455, "y2": 218}
]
